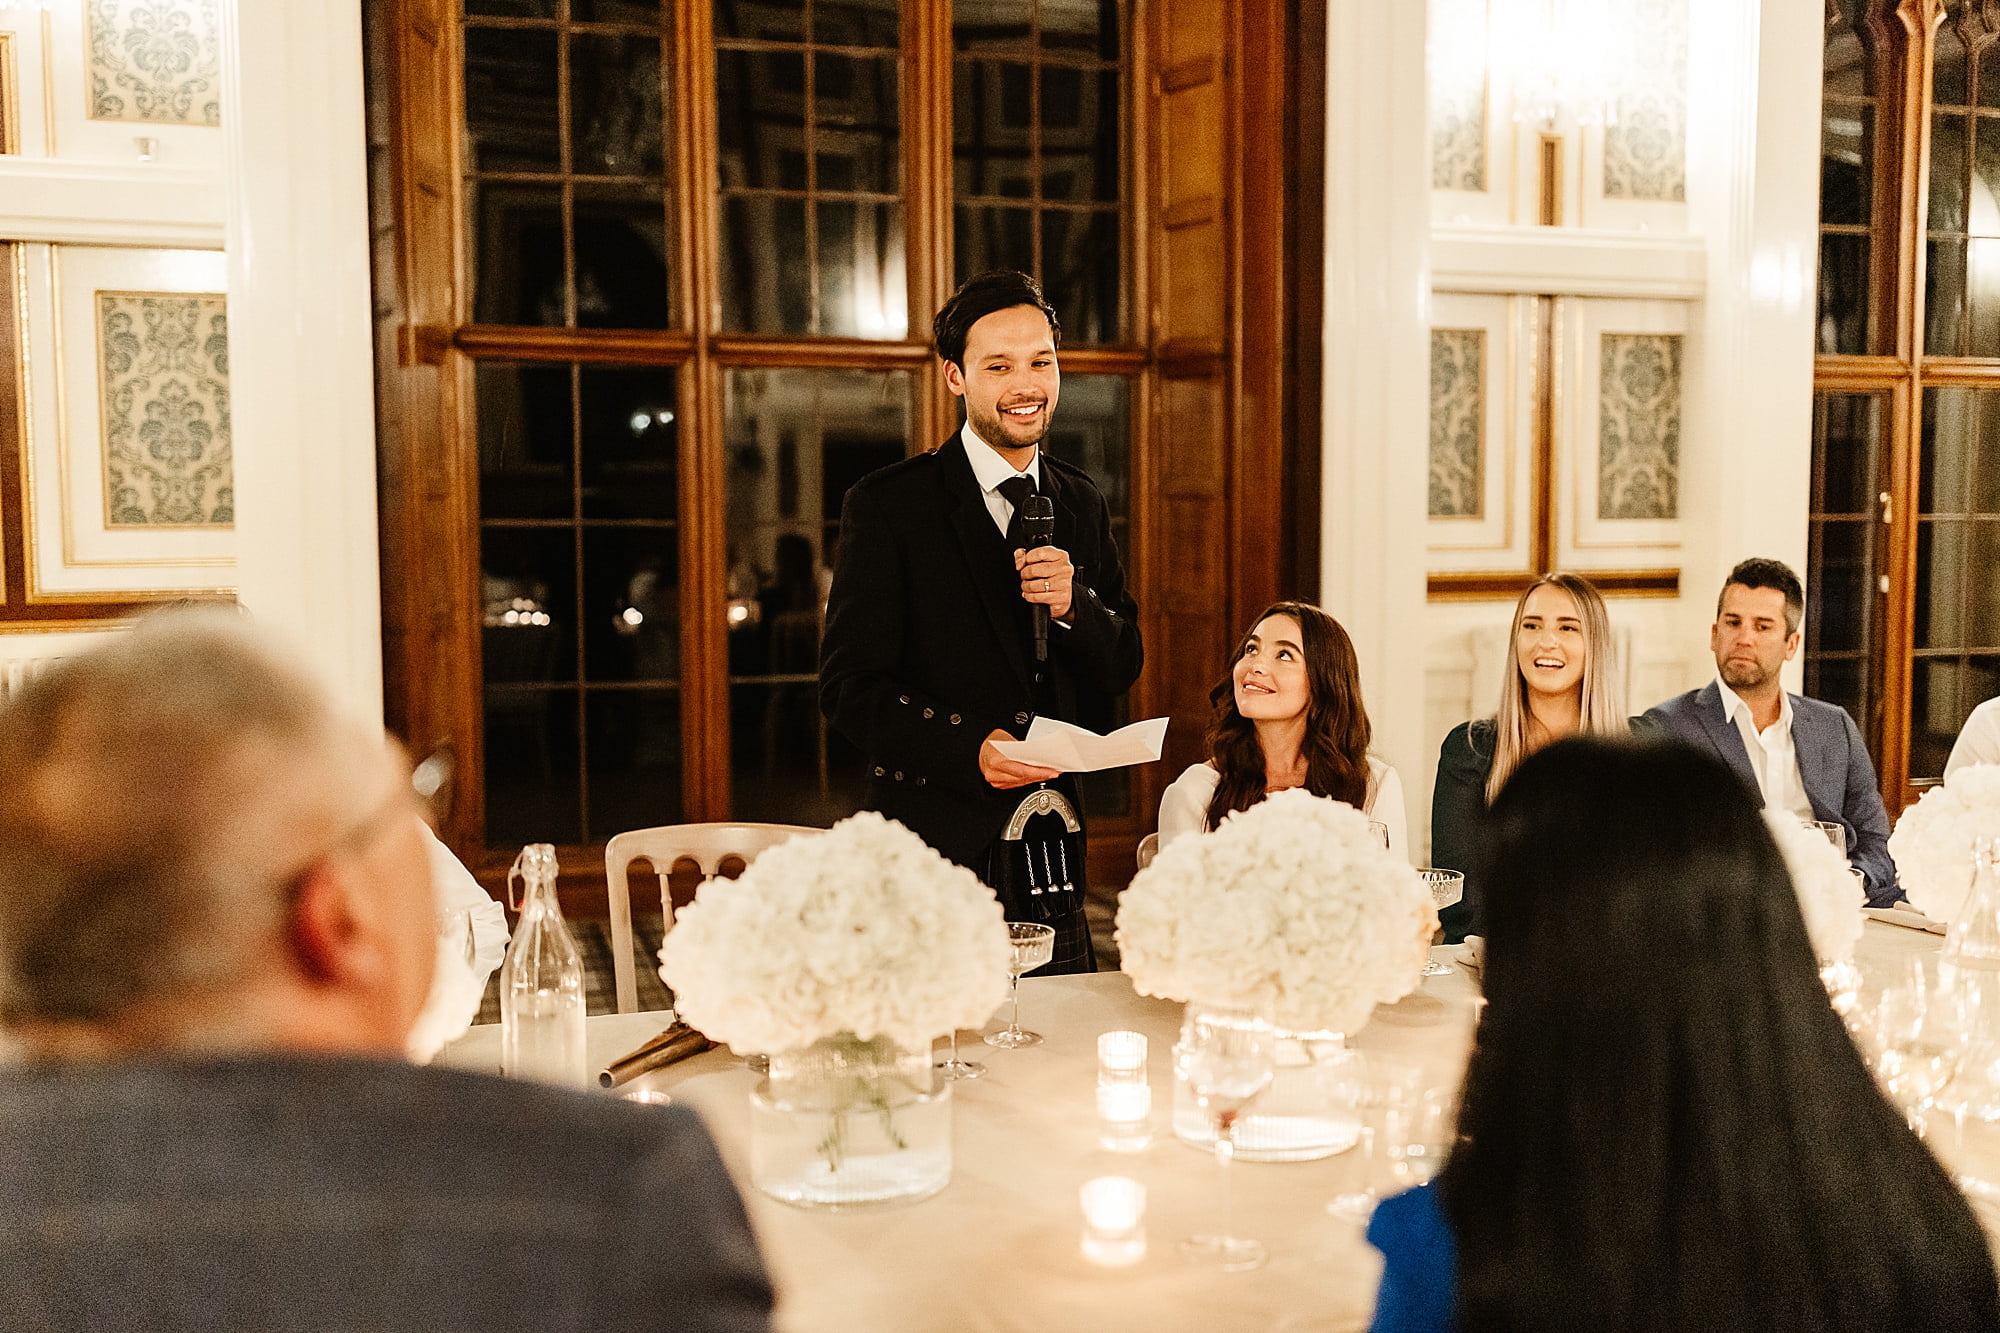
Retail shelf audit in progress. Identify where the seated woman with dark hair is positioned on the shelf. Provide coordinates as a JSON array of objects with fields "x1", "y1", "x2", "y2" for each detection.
[
  {"x1": 1370, "y1": 735, "x2": 2000, "y2": 1333},
  {"x1": 1157, "y1": 601, "x2": 1405, "y2": 857}
]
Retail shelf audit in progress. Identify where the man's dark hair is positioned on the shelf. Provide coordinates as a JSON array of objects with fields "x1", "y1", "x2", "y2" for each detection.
[
  {"x1": 931, "y1": 270, "x2": 1061, "y2": 369},
  {"x1": 1719, "y1": 557, "x2": 1805, "y2": 635}
]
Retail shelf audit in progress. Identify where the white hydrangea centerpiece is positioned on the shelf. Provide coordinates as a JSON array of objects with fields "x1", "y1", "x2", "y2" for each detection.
[
  {"x1": 1115, "y1": 788, "x2": 1435, "y2": 1035},
  {"x1": 1763, "y1": 811, "x2": 1865, "y2": 964},
  {"x1": 657, "y1": 812, "x2": 1012, "y2": 1054},
  {"x1": 1890, "y1": 764, "x2": 2000, "y2": 923}
]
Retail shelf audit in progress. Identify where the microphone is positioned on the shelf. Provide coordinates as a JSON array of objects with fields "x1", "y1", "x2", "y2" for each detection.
[{"x1": 1020, "y1": 494, "x2": 1056, "y2": 663}]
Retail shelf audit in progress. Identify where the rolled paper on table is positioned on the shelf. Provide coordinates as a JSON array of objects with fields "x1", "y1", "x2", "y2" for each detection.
[{"x1": 598, "y1": 1023, "x2": 715, "y2": 1089}]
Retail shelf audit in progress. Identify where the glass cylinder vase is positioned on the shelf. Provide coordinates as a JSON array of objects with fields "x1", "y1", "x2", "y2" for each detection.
[
  {"x1": 1172, "y1": 1022, "x2": 1361, "y2": 1162},
  {"x1": 748, "y1": 1033, "x2": 952, "y2": 1209}
]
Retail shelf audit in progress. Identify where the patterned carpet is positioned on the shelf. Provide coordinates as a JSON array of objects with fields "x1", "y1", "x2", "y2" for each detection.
[{"x1": 473, "y1": 892, "x2": 1124, "y2": 1025}]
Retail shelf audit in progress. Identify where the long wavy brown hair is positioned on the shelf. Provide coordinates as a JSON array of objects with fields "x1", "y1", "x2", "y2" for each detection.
[{"x1": 1202, "y1": 601, "x2": 1372, "y2": 831}]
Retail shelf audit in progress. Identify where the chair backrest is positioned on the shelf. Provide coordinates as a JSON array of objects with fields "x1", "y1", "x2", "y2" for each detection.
[
  {"x1": 603, "y1": 822, "x2": 817, "y2": 1014},
  {"x1": 1136, "y1": 832, "x2": 1159, "y2": 870}
]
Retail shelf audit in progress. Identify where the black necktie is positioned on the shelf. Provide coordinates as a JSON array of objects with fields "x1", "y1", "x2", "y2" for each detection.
[{"x1": 997, "y1": 474, "x2": 1036, "y2": 550}]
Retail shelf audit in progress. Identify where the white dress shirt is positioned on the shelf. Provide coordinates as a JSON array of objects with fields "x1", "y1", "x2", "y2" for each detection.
[
  {"x1": 960, "y1": 421, "x2": 1043, "y2": 539},
  {"x1": 1716, "y1": 675, "x2": 1816, "y2": 822},
  {"x1": 1156, "y1": 758, "x2": 1410, "y2": 862},
  {"x1": 1946, "y1": 696, "x2": 2000, "y2": 779}
]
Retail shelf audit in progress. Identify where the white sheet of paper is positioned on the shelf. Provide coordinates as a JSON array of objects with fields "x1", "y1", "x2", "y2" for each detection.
[{"x1": 989, "y1": 715, "x2": 1169, "y2": 773}]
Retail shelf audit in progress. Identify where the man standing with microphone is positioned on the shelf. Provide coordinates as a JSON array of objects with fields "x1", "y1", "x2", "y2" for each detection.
[{"x1": 820, "y1": 271, "x2": 1143, "y2": 975}]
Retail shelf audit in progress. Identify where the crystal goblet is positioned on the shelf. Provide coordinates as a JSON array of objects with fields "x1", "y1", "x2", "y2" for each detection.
[
  {"x1": 986, "y1": 922, "x2": 1056, "y2": 1049},
  {"x1": 1417, "y1": 869, "x2": 1464, "y2": 976}
]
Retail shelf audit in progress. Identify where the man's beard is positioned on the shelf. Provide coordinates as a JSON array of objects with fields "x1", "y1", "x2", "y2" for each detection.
[
  {"x1": 969, "y1": 399, "x2": 1052, "y2": 450},
  {"x1": 1720, "y1": 658, "x2": 1772, "y2": 690}
]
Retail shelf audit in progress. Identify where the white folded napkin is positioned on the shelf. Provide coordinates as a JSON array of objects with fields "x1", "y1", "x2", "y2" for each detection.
[
  {"x1": 1862, "y1": 906, "x2": 1948, "y2": 935},
  {"x1": 1445, "y1": 935, "x2": 1485, "y2": 973}
]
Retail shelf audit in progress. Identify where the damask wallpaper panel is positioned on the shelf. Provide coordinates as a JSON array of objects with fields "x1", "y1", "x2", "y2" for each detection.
[
  {"x1": 1428, "y1": 0, "x2": 1489, "y2": 193},
  {"x1": 85, "y1": 0, "x2": 221, "y2": 128},
  {"x1": 1579, "y1": 0, "x2": 1688, "y2": 230},
  {"x1": 1428, "y1": 292, "x2": 1533, "y2": 574},
  {"x1": 1559, "y1": 297, "x2": 1686, "y2": 570},
  {"x1": 1429, "y1": 329, "x2": 1485, "y2": 518},
  {"x1": 17, "y1": 243, "x2": 233, "y2": 600},
  {"x1": 95, "y1": 290, "x2": 231, "y2": 528},
  {"x1": 1600, "y1": 0, "x2": 1686, "y2": 204},
  {"x1": 23, "y1": 1, "x2": 223, "y2": 166},
  {"x1": 1596, "y1": 333, "x2": 1680, "y2": 522}
]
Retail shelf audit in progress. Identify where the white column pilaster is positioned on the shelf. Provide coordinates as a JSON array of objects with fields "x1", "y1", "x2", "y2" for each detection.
[
  {"x1": 219, "y1": 0, "x2": 383, "y2": 717},
  {"x1": 1320, "y1": 0, "x2": 1433, "y2": 801}
]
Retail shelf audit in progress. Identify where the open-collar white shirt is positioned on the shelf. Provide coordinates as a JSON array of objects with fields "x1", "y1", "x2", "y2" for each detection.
[
  {"x1": 960, "y1": 421, "x2": 1043, "y2": 540},
  {"x1": 1716, "y1": 674, "x2": 1816, "y2": 822}
]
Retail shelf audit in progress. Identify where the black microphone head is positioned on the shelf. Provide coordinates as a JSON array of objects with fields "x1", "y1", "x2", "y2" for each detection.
[{"x1": 1020, "y1": 494, "x2": 1055, "y2": 546}]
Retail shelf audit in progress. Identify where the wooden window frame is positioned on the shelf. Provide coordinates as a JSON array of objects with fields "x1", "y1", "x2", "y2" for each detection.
[
  {"x1": 368, "y1": 0, "x2": 1315, "y2": 902},
  {"x1": 1813, "y1": 0, "x2": 2000, "y2": 807}
]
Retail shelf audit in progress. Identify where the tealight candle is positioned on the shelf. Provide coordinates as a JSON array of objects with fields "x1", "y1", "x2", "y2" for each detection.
[
  {"x1": 1097, "y1": 1030, "x2": 1147, "y2": 1078},
  {"x1": 1079, "y1": 1176, "x2": 1147, "y2": 1268},
  {"x1": 1096, "y1": 1081, "x2": 1153, "y2": 1152}
]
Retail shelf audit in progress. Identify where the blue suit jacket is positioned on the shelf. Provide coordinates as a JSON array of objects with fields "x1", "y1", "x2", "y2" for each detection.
[{"x1": 1643, "y1": 681, "x2": 1902, "y2": 906}]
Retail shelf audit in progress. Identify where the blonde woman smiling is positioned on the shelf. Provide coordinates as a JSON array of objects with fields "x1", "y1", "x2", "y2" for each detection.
[
  {"x1": 1158, "y1": 601, "x2": 1406, "y2": 858},
  {"x1": 1429, "y1": 573, "x2": 1626, "y2": 939}
]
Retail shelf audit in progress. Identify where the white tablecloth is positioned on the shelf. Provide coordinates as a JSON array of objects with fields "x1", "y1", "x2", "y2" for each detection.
[{"x1": 440, "y1": 920, "x2": 1967, "y2": 1332}]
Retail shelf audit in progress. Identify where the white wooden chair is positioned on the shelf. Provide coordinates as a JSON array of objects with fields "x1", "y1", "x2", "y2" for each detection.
[
  {"x1": 1136, "y1": 832, "x2": 1159, "y2": 870},
  {"x1": 603, "y1": 822, "x2": 816, "y2": 1013}
]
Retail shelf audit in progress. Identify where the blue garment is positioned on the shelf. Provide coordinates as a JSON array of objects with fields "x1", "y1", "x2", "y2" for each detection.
[
  {"x1": 1643, "y1": 681, "x2": 1903, "y2": 906},
  {"x1": 1367, "y1": 1183, "x2": 1457, "y2": 1332}
]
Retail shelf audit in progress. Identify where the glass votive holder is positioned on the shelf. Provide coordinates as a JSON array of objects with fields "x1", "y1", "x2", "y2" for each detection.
[
  {"x1": 1098, "y1": 1030, "x2": 1147, "y2": 1080},
  {"x1": 1096, "y1": 1080, "x2": 1153, "y2": 1152},
  {"x1": 1079, "y1": 1176, "x2": 1147, "y2": 1268}
]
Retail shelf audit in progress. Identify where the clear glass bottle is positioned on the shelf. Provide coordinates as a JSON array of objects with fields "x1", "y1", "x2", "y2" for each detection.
[{"x1": 499, "y1": 843, "x2": 587, "y2": 1088}]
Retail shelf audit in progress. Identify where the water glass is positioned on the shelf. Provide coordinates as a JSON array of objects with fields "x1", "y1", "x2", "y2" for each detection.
[
  {"x1": 1326, "y1": 1053, "x2": 1425, "y2": 1221},
  {"x1": 1866, "y1": 983, "x2": 1969, "y2": 1135},
  {"x1": 1384, "y1": 1087, "x2": 1455, "y2": 1185}
]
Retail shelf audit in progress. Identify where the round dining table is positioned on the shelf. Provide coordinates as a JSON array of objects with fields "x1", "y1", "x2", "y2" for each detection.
[{"x1": 440, "y1": 919, "x2": 1990, "y2": 1332}]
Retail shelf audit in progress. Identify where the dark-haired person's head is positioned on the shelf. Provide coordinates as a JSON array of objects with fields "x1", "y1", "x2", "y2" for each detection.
[
  {"x1": 1711, "y1": 557, "x2": 1804, "y2": 694},
  {"x1": 1443, "y1": 734, "x2": 2000, "y2": 1332},
  {"x1": 934, "y1": 271, "x2": 1063, "y2": 455},
  {"x1": 1201, "y1": 601, "x2": 1372, "y2": 827}
]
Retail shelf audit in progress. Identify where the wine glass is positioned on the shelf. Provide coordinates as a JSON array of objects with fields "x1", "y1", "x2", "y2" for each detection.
[
  {"x1": 1176, "y1": 1006, "x2": 1276, "y2": 1270},
  {"x1": 1367, "y1": 821, "x2": 1390, "y2": 850},
  {"x1": 436, "y1": 907, "x2": 478, "y2": 972},
  {"x1": 986, "y1": 922, "x2": 1056, "y2": 1049},
  {"x1": 936, "y1": 1028, "x2": 986, "y2": 1080},
  {"x1": 1417, "y1": 869, "x2": 1463, "y2": 976},
  {"x1": 1804, "y1": 819, "x2": 1848, "y2": 855}
]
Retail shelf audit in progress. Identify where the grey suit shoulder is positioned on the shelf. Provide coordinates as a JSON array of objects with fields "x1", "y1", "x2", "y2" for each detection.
[{"x1": 0, "y1": 1054, "x2": 774, "y2": 1332}]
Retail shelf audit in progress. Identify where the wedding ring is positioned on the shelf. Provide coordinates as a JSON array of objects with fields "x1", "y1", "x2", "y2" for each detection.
[{"x1": 1043, "y1": 579, "x2": 1051, "y2": 592}]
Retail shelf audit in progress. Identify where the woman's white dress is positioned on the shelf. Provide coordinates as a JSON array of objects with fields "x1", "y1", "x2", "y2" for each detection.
[{"x1": 1156, "y1": 757, "x2": 1408, "y2": 862}]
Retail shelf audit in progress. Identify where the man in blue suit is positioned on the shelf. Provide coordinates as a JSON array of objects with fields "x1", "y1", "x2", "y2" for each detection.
[{"x1": 1644, "y1": 558, "x2": 1903, "y2": 906}]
